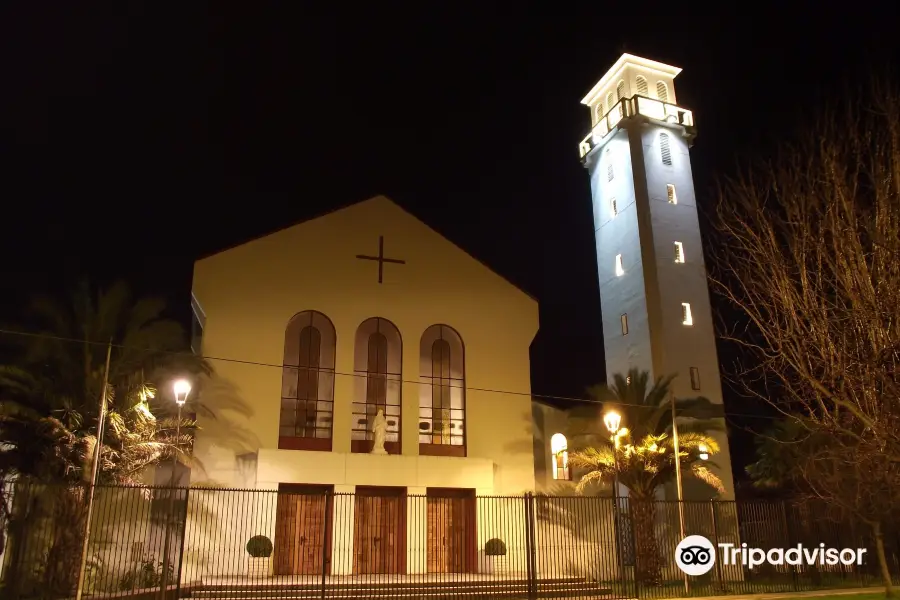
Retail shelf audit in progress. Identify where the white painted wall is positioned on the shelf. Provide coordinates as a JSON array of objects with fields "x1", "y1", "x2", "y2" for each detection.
[
  {"x1": 587, "y1": 118, "x2": 735, "y2": 500},
  {"x1": 589, "y1": 128, "x2": 656, "y2": 380}
]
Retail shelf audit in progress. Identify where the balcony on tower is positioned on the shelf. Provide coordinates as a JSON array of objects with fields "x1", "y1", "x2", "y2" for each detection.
[
  {"x1": 576, "y1": 53, "x2": 695, "y2": 159},
  {"x1": 579, "y1": 97, "x2": 695, "y2": 158}
]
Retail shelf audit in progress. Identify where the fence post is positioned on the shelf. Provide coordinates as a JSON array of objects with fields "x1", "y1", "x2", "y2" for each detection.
[
  {"x1": 710, "y1": 501, "x2": 726, "y2": 592},
  {"x1": 780, "y1": 501, "x2": 799, "y2": 592},
  {"x1": 626, "y1": 498, "x2": 640, "y2": 600},
  {"x1": 524, "y1": 492, "x2": 537, "y2": 600},
  {"x1": 321, "y1": 490, "x2": 331, "y2": 600},
  {"x1": 175, "y1": 486, "x2": 189, "y2": 599},
  {"x1": 612, "y1": 496, "x2": 627, "y2": 599}
]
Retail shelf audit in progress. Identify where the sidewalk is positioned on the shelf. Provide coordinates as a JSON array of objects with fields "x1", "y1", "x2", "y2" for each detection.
[{"x1": 661, "y1": 586, "x2": 884, "y2": 600}]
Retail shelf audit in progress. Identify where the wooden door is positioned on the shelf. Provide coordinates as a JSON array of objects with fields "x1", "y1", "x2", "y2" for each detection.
[
  {"x1": 274, "y1": 487, "x2": 331, "y2": 575},
  {"x1": 353, "y1": 487, "x2": 405, "y2": 574},
  {"x1": 427, "y1": 489, "x2": 474, "y2": 573}
]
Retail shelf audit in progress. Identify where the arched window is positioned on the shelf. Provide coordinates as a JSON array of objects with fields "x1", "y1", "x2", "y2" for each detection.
[
  {"x1": 606, "y1": 92, "x2": 615, "y2": 113},
  {"x1": 635, "y1": 76, "x2": 648, "y2": 96},
  {"x1": 280, "y1": 311, "x2": 336, "y2": 451},
  {"x1": 660, "y1": 132, "x2": 673, "y2": 166},
  {"x1": 550, "y1": 433, "x2": 570, "y2": 481},
  {"x1": 352, "y1": 317, "x2": 402, "y2": 453},
  {"x1": 656, "y1": 81, "x2": 669, "y2": 103},
  {"x1": 616, "y1": 80, "x2": 626, "y2": 101},
  {"x1": 595, "y1": 103, "x2": 604, "y2": 122},
  {"x1": 418, "y1": 325, "x2": 465, "y2": 457}
]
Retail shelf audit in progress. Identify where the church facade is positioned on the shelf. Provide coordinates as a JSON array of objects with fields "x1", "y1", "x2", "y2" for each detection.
[{"x1": 188, "y1": 195, "x2": 540, "y2": 576}]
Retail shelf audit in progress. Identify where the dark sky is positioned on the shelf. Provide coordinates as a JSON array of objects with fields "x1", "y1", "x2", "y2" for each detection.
[{"x1": 1, "y1": 4, "x2": 897, "y2": 483}]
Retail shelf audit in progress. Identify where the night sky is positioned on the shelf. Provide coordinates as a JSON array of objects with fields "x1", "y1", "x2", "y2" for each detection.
[{"x1": 1, "y1": 5, "x2": 897, "y2": 485}]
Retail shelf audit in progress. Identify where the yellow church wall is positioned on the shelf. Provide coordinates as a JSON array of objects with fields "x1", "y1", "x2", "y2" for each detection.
[{"x1": 190, "y1": 196, "x2": 538, "y2": 497}]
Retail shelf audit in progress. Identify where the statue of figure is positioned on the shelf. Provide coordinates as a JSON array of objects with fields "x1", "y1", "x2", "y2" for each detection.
[{"x1": 370, "y1": 409, "x2": 388, "y2": 455}]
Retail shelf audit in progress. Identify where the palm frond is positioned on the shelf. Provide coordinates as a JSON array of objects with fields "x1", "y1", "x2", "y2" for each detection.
[
  {"x1": 574, "y1": 469, "x2": 608, "y2": 493},
  {"x1": 691, "y1": 463, "x2": 725, "y2": 493}
]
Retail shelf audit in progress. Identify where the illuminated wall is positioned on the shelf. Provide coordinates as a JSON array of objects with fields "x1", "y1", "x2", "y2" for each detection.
[
  {"x1": 189, "y1": 195, "x2": 539, "y2": 497},
  {"x1": 582, "y1": 56, "x2": 736, "y2": 500}
]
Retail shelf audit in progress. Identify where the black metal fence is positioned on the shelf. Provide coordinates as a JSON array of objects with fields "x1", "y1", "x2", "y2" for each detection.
[{"x1": 0, "y1": 482, "x2": 896, "y2": 600}]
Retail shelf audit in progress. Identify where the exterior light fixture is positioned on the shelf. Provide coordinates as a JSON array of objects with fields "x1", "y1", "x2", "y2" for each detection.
[
  {"x1": 604, "y1": 410, "x2": 622, "y2": 435},
  {"x1": 173, "y1": 379, "x2": 192, "y2": 406}
]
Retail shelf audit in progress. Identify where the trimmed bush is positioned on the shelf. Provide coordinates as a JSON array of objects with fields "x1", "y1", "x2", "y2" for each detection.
[
  {"x1": 246, "y1": 535, "x2": 273, "y2": 558},
  {"x1": 485, "y1": 538, "x2": 507, "y2": 556}
]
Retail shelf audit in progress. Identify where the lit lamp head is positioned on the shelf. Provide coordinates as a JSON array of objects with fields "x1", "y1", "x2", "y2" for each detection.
[
  {"x1": 603, "y1": 410, "x2": 622, "y2": 435},
  {"x1": 698, "y1": 443, "x2": 709, "y2": 461},
  {"x1": 173, "y1": 379, "x2": 192, "y2": 406}
]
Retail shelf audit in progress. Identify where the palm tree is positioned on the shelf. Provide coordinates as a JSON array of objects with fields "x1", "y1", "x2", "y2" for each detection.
[
  {"x1": 0, "y1": 280, "x2": 210, "y2": 597},
  {"x1": 567, "y1": 368, "x2": 725, "y2": 585}
]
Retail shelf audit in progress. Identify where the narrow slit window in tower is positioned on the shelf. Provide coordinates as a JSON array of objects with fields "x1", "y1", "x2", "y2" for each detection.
[
  {"x1": 682, "y1": 302, "x2": 693, "y2": 326},
  {"x1": 660, "y1": 133, "x2": 673, "y2": 166},
  {"x1": 690, "y1": 367, "x2": 701, "y2": 391},
  {"x1": 667, "y1": 184, "x2": 677, "y2": 204}
]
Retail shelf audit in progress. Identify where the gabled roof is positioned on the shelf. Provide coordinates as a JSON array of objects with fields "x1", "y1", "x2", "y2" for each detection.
[{"x1": 196, "y1": 195, "x2": 537, "y2": 303}]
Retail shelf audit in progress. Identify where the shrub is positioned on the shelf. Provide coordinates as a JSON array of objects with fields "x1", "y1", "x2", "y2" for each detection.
[
  {"x1": 485, "y1": 538, "x2": 506, "y2": 556},
  {"x1": 246, "y1": 535, "x2": 273, "y2": 558}
]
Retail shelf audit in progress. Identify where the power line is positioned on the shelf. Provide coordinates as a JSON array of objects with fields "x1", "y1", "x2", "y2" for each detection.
[{"x1": 0, "y1": 327, "x2": 783, "y2": 423}]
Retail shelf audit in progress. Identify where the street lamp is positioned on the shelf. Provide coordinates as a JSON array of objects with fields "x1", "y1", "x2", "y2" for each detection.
[
  {"x1": 603, "y1": 410, "x2": 622, "y2": 437},
  {"x1": 159, "y1": 379, "x2": 191, "y2": 598},
  {"x1": 698, "y1": 443, "x2": 709, "y2": 461},
  {"x1": 604, "y1": 410, "x2": 623, "y2": 500},
  {"x1": 604, "y1": 409, "x2": 626, "y2": 579}
]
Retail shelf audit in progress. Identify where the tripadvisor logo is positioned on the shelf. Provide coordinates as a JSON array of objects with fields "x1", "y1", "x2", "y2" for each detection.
[
  {"x1": 675, "y1": 535, "x2": 868, "y2": 576},
  {"x1": 675, "y1": 535, "x2": 717, "y2": 576}
]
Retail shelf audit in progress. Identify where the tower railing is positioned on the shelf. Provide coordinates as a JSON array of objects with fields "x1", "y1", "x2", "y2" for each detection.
[{"x1": 579, "y1": 95, "x2": 696, "y2": 158}]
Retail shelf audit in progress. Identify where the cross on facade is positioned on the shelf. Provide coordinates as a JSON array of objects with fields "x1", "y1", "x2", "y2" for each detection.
[{"x1": 356, "y1": 236, "x2": 405, "y2": 284}]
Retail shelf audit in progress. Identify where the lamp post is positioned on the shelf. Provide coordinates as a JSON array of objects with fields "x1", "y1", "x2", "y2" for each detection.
[
  {"x1": 603, "y1": 410, "x2": 622, "y2": 502},
  {"x1": 74, "y1": 341, "x2": 113, "y2": 600},
  {"x1": 604, "y1": 410, "x2": 624, "y2": 579},
  {"x1": 671, "y1": 392, "x2": 691, "y2": 594},
  {"x1": 159, "y1": 379, "x2": 191, "y2": 599}
]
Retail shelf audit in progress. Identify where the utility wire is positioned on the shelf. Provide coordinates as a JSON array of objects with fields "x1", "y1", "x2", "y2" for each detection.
[{"x1": 0, "y1": 327, "x2": 783, "y2": 423}]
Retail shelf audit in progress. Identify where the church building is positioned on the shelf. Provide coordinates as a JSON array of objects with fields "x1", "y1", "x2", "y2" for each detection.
[
  {"x1": 185, "y1": 53, "x2": 734, "y2": 581},
  {"x1": 188, "y1": 195, "x2": 540, "y2": 577}
]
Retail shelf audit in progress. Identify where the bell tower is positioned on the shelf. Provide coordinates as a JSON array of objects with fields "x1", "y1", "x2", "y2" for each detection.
[{"x1": 579, "y1": 54, "x2": 735, "y2": 499}]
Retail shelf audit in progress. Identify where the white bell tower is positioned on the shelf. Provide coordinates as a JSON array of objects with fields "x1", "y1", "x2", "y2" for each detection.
[{"x1": 579, "y1": 54, "x2": 735, "y2": 499}]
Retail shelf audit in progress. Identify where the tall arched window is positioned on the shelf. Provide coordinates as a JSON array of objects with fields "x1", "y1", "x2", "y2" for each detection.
[
  {"x1": 418, "y1": 325, "x2": 465, "y2": 457},
  {"x1": 660, "y1": 132, "x2": 673, "y2": 166},
  {"x1": 550, "y1": 433, "x2": 570, "y2": 481},
  {"x1": 352, "y1": 317, "x2": 402, "y2": 453},
  {"x1": 616, "y1": 80, "x2": 626, "y2": 101},
  {"x1": 656, "y1": 81, "x2": 669, "y2": 103},
  {"x1": 280, "y1": 310, "x2": 336, "y2": 451},
  {"x1": 635, "y1": 76, "x2": 648, "y2": 96},
  {"x1": 606, "y1": 92, "x2": 615, "y2": 113}
]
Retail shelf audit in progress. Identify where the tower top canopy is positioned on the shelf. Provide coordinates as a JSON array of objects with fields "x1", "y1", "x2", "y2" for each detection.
[{"x1": 580, "y1": 54, "x2": 682, "y2": 106}]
